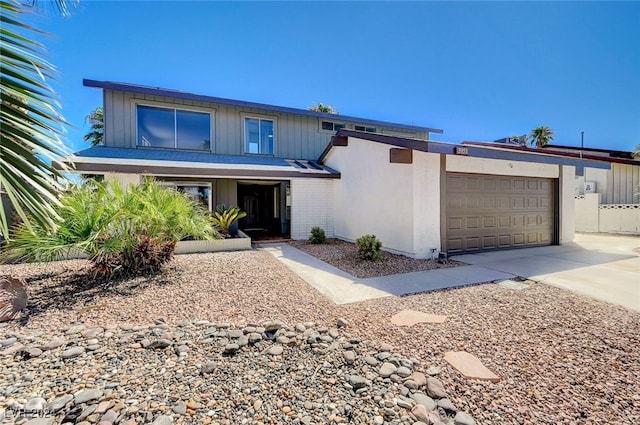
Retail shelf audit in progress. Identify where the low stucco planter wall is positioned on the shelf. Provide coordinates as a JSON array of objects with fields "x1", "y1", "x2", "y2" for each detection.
[{"x1": 175, "y1": 231, "x2": 251, "y2": 254}]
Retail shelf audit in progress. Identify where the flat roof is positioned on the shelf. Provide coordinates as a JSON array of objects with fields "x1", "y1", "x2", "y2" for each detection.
[
  {"x1": 464, "y1": 141, "x2": 639, "y2": 166},
  {"x1": 320, "y1": 130, "x2": 611, "y2": 171},
  {"x1": 84, "y1": 79, "x2": 444, "y2": 134}
]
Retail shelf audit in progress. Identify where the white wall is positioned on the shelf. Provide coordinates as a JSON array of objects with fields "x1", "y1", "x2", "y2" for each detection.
[
  {"x1": 412, "y1": 152, "x2": 442, "y2": 257},
  {"x1": 446, "y1": 155, "x2": 559, "y2": 178},
  {"x1": 559, "y1": 165, "x2": 576, "y2": 243},
  {"x1": 599, "y1": 205, "x2": 640, "y2": 233},
  {"x1": 290, "y1": 179, "x2": 334, "y2": 240},
  {"x1": 325, "y1": 137, "x2": 422, "y2": 256},
  {"x1": 575, "y1": 194, "x2": 600, "y2": 233},
  {"x1": 324, "y1": 138, "x2": 443, "y2": 257}
]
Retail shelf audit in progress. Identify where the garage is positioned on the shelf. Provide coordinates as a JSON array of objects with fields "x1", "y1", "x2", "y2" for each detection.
[{"x1": 444, "y1": 173, "x2": 557, "y2": 254}]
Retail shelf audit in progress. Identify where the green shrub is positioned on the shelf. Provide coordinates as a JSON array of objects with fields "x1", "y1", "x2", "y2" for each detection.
[
  {"x1": 356, "y1": 234, "x2": 382, "y2": 261},
  {"x1": 309, "y1": 227, "x2": 326, "y2": 244},
  {"x1": 5, "y1": 178, "x2": 220, "y2": 277},
  {"x1": 210, "y1": 205, "x2": 247, "y2": 237}
]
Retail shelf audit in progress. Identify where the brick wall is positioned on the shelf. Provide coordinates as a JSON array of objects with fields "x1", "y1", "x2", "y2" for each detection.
[{"x1": 290, "y1": 179, "x2": 334, "y2": 240}]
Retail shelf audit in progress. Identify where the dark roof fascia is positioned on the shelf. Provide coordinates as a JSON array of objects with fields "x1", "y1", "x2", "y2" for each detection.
[
  {"x1": 318, "y1": 129, "x2": 430, "y2": 162},
  {"x1": 546, "y1": 144, "x2": 635, "y2": 159},
  {"x1": 464, "y1": 141, "x2": 637, "y2": 166},
  {"x1": 83, "y1": 79, "x2": 444, "y2": 134},
  {"x1": 319, "y1": 131, "x2": 610, "y2": 170}
]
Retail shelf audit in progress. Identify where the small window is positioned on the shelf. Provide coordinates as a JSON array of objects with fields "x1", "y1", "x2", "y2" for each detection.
[
  {"x1": 137, "y1": 105, "x2": 211, "y2": 151},
  {"x1": 354, "y1": 125, "x2": 377, "y2": 133},
  {"x1": 245, "y1": 117, "x2": 274, "y2": 155},
  {"x1": 320, "y1": 121, "x2": 345, "y2": 133}
]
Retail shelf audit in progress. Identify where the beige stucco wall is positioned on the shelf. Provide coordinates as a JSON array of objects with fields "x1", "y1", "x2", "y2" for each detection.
[
  {"x1": 412, "y1": 151, "x2": 442, "y2": 257},
  {"x1": 446, "y1": 155, "x2": 559, "y2": 178}
]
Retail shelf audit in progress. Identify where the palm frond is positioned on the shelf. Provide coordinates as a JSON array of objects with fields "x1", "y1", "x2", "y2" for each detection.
[{"x1": 0, "y1": 0, "x2": 73, "y2": 239}]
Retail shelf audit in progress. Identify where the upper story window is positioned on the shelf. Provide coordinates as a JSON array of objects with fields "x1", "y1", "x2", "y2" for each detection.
[
  {"x1": 354, "y1": 125, "x2": 377, "y2": 133},
  {"x1": 137, "y1": 105, "x2": 211, "y2": 151},
  {"x1": 244, "y1": 117, "x2": 274, "y2": 155},
  {"x1": 321, "y1": 121, "x2": 346, "y2": 133}
]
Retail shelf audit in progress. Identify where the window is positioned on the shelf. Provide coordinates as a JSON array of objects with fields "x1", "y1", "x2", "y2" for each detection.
[
  {"x1": 320, "y1": 121, "x2": 345, "y2": 133},
  {"x1": 245, "y1": 117, "x2": 274, "y2": 154},
  {"x1": 160, "y1": 181, "x2": 212, "y2": 211},
  {"x1": 137, "y1": 105, "x2": 211, "y2": 151},
  {"x1": 354, "y1": 125, "x2": 377, "y2": 133}
]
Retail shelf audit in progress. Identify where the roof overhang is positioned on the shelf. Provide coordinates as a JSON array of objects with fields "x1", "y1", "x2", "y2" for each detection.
[
  {"x1": 83, "y1": 79, "x2": 444, "y2": 134},
  {"x1": 56, "y1": 147, "x2": 340, "y2": 180},
  {"x1": 319, "y1": 130, "x2": 611, "y2": 173}
]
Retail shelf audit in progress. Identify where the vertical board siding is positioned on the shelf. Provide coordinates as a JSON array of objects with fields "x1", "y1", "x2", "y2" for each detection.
[
  {"x1": 604, "y1": 163, "x2": 640, "y2": 204},
  {"x1": 104, "y1": 90, "x2": 423, "y2": 160}
]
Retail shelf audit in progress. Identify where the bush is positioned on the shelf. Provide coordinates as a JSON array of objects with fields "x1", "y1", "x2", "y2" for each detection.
[
  {"x1": 356, "y1": 234, "x2": 382, "y2": 261},
  {"x1": 5, "y1": 178, "x2": 220, "y2": 278},
  {"x1": 309, "y1": 227, "x2": 326, "y2": 244},
  {"x1": 210, "y1": 205, "x2": 247, "y2": 237}
]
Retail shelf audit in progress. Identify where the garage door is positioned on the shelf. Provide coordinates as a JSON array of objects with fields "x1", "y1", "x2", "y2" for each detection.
[{"x1": 445, "y1": 173, "x2": 556, "y2": 254}]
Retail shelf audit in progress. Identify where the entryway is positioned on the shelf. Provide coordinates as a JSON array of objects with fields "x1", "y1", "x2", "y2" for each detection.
[{"x1": 237, "y1": 180, "x2": 290, "y2": 240}]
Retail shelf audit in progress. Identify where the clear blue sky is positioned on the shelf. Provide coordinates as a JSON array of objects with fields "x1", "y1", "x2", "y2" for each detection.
[{"x1": 26, "y1": 0, "x2": 640, "y2": 153}]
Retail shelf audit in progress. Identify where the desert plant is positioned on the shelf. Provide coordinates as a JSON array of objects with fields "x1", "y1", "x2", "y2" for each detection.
[
  {"x1": 5, "y1": 178, "x2": 219, "y2": 277},
  {"x1": 210, "y1": 205, "x2": 247, "y2": 236},
  {"x1": 356, "y1": 234, "x2": 382, "y2": 261},
  {"x1": 309, "y1": 226, "x2": 326, "y2": 244}
]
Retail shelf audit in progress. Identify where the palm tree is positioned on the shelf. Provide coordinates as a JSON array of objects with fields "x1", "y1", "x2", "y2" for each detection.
[
  {"x1": 0, "y1": 0, "x2": 75, "y2": 240},
  {"x1": 529, "y1": 126, "x2": 554, "y2": 148},
  {"x1": 83, "y1": 106, "x2": 104, "y2": 146},
  {"x1": 633, "y1": 144, "x2": 640, "y2": 159},
  {"x1": 309, "y1": 103, "x2": 338, "y2": 114}
]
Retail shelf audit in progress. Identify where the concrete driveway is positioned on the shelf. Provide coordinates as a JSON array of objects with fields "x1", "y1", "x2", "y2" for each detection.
[
  {"x1": 262, "y1": 233, "x2": 639, "y2": 311},
  {"x1": 451, "y1": 233, "x2": 640, "y2": 311}
]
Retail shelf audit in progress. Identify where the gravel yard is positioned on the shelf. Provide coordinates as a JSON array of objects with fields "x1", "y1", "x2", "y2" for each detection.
[
  {"x1": 289, "y1": 239, "x2": 463, "y2": 278},
  {"x1": 1, "y1": 249, "x2": 639, "y2": 425}
]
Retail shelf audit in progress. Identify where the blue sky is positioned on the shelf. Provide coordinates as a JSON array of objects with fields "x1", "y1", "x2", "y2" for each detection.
[{"x1": 26, "y1": 1, "x2": 640, "y2": 153}]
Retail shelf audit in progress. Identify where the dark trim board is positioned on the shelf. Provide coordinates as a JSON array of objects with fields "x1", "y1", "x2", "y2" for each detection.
[{"x1": 319, "y1": 131, "x2": 611, "y2": 171}]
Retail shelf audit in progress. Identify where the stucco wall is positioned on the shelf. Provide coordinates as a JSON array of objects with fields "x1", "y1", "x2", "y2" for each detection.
[
  {"x1": 575, "y1": 194, "x2": 600, "y2": 233},
  {"x1": 446, "y1": 155, "x2": 559, "y2": 178},
  {"x1": 325, "y1": 138, "x2": 444, "y2": 257},
  {"x1": 559, "y1": 165, "x2": 576, "y2": 243},
  {"x1": 290, "y1": 178, "x2": 334, "y2": 240}
]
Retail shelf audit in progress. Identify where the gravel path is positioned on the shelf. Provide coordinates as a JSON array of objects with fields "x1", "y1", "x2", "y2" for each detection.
[
  {"x1": 1, "y1": 249, "x2": 639, "y2": 425},
  {"x1": 289, "y1": 239, "x2": 463, "y2": 278}
]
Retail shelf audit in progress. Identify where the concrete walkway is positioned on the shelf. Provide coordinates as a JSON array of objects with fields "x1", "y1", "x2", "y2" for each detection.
[{"x1": 260, "y1": 233, "x2": 640, "y2": 311}]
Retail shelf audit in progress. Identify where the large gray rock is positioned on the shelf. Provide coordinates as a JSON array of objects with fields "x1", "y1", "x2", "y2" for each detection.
[
  {"x1": 454, "y1": 411, "x2": 476, "y2": 425},
  {"x1": 74, "y1": 389, "x2": 104, "y2": 405},
  {"x1": 61, "y1": 346, "x2": 85, "y2": 359},
  {"x1": 411, "y1": 393, "x2": 436, "y2": 411},
  {"x1": 379, "y1": 362, "x2": 397, "y2": 378}
]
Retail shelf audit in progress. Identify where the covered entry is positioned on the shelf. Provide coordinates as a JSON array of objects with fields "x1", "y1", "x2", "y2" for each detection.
[{"x1": 444, "y1": 173, "x2": 557, "y2": 254}]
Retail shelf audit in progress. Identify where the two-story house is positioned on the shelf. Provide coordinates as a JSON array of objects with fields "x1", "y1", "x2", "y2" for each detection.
[
  {"x1": 58, "y1": 79, "x2": 608, "y2": 257},
  {"x1": 64, "y1": 79, "x2": 441, "y2": 241}
]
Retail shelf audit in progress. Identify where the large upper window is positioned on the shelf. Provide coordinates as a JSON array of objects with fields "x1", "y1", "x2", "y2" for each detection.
[
  {"x1": 244, "y1": 117, "x2": 274, "y2": 155},
  {"x1": 137, "y1": 105, "x2": 211, "y2": 151}
]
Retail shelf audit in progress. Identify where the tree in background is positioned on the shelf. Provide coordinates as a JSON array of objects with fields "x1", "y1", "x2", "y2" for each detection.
[
  {"x1": 0, "y1": 0, "x2": 77, "y2": 239},
  {"x1": 309, "y1": 103, "x2": 338, "y2": 114},
  {"x1": 632, "y1": 144, "x2": 640, "y2": 159},
  {"x1": 529, "y1": 126, "x2": 554, "y2": 148},
  {"x1": 83, "y1": 106, "x2": 103, "y2": 146}
]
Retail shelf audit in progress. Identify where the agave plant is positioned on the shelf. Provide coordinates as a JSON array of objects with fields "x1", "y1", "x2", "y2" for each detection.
[
  {"x1": 210, "y1": 205, "x2": 247, "y2": 237},
  {"x1": 5, "y1": 178, "x2": 220, "y2": 277}
]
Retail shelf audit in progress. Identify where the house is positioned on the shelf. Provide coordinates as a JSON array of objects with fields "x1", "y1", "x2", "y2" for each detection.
[{"x1": 57, "y1": 80, "x2": 608, "y2": 256}]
